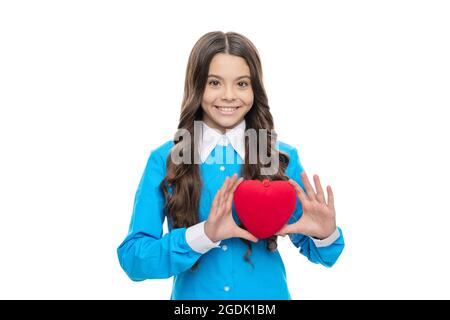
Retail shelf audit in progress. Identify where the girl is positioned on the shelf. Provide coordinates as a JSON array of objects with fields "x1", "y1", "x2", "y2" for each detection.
[{"x1": 117, "y1": 31, "x2": 344, "y2": 300}]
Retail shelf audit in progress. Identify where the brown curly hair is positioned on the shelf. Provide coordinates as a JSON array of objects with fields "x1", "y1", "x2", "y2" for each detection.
[{"x1": 160, "y1": 31, "x2": 290, "y2": 270}]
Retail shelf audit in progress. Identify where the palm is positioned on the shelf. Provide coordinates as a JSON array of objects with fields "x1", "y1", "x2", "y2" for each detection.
[
  {"x1": 277, "y1": 172, "x2": 336, "y2": 240},
  {"x1": 209, "y1": 204, "x2": 242, "y2": 240},
  {"x1": 205, "y1": 174, "x2": 258, "y2": 243}
]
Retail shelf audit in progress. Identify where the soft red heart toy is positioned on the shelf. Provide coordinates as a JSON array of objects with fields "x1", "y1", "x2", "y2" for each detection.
[{"x1": 233, "y1": 179, "x2": 297, "y2": 239}]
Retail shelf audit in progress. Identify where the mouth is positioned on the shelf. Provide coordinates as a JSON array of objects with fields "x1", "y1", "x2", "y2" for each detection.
[{"x1": 214, "y1": 105, "x2": 241, "y2": 115}]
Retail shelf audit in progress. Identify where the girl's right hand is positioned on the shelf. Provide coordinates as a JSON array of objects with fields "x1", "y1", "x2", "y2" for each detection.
[{"x1": 204, "y1": 173, "x2": 258, "y2": 243}]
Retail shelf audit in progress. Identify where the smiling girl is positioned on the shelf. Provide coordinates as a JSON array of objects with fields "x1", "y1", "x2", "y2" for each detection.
[{"x1": 117, "y1": 31, "x2": 345, "y2": 299}]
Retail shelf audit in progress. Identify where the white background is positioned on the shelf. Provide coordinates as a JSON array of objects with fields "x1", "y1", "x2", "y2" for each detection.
[{"x1": 1, "y1": 1, "x2": 449, "y2": 299}]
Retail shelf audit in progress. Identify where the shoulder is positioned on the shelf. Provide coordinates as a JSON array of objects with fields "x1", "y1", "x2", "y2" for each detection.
[
  {"x1": 144, "y1": 140, "x2": 174, "y2": 172},
  {"x1": 277, "y1": 140, "x2": 304, "y2": 175},
  {"x1": 150, "y1": 140, "x2": 174, "y2": 159},
  {"x1": 277, "y1": 140, "x2": 299, "y2": 157}
]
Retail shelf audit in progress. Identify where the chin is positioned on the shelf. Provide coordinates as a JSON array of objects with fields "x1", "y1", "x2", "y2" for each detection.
[{"x1": 215, "y1": 118, "x2": 242, "y2": 129}]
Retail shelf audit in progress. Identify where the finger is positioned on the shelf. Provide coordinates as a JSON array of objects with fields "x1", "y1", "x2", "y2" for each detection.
[
  {"x1": 313, "y1": 174, "x2": 326, "y2": 204},
  {"x1": 300, "y1": 172, "x2": 317, "y2": 201},
  {"x1": 219, "y1": 176, "x2": 234, "y2": 210},
  {"x1": 235, "y1": 227, "x2": 258, "y2": 243},
  {"x1": 275, "y1": 225, "x2": 288, "y2": 237},
  {"x1": 230, "y1": 175, "x2": 242, "y2": 194},
  {"x1": 222, "y1": 176, "x2": 242, "y2": 214},
  {"x1": 218, "y1": 188, "x2": 228, "y2": 216},
  {"x1": 220, "y1": 176, "x2": 231, "y2": 201},
  {"x1": 221, "y1": 175, "x2": 230, "y2": 191},
  {"x1": 227, "y1": 175, "x2": 241, "y2": 199},
  {"x1": 210, "y1": 189, "x2": 221, "y2": 216},
  {"x1": 225, "y1": 176, "x2": 240, "y2": 208},
  {"x1": 276, "y1": 223, "x2": 296, "y2": 235},
  {"x1": 285, "y1": 221, "x2": 307, "y2": 235},
  {"x1": 216, "y1": 176, "x2": 230, "y2": 214},
  {"x1": 229, "y1": 177, "x2": 244, "y2": 201},
  {"x1": 222, "y1": 175, "x2": 233, "y2": 197},
  {"x1": 223, "y1": 189, "x2": 235, "y2": 213},
  {"x1": 223, "y1": 174, "x2": 237, "y2": 197},
  {"x1": 215, "y1": 188, "x2": 224, "y2": 216},
  {"x1": 222, "y1": 175, "x2": 236, "y2": 204},
  {"x1": 227, "y1": 174, "x2": 238, "y2": 192},
  {"x1": 327, "y1": 185, "x2": 335, "y2": 211},
  {"x1": 288, "y1": 179, "x2": 308, "y2": 204}
]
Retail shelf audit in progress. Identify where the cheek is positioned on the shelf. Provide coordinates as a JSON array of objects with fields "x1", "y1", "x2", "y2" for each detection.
[
  {"x1": 241, "y1": 90, "x2": 254, "y2": 107},
  {"x1": 202, "y1": 89, "x2": 217, "y2": 105}
]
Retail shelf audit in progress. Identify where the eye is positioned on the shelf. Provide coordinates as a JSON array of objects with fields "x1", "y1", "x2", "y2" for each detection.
[
  {"x1": 208, "y1": 80, "x2": 220, "y2": 87},
  {"x1": 238, "y1": 81, "x2": 249, "y2": 88}
]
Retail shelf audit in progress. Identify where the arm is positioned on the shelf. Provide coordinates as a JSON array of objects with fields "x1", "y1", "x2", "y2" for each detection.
[
  {"x1": 285, "y1": 147, "x2": 345, "y2": 267},
  {"x1": 117, "y1": 148, "x2": 205, "y2": 281}
]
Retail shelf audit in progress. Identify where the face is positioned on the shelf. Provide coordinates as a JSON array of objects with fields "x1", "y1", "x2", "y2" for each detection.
[{"x1": 201, "y1": 53, "x2": 254, "y2": 133}]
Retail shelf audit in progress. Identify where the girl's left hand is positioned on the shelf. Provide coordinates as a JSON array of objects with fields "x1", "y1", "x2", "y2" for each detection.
[{"x1": 276, "y1": 172, "x2": 336, "y2": 239}]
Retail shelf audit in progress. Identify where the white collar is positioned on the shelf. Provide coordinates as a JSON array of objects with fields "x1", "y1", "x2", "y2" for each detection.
[{"x1": 199, "y1": 120, "x2": 246, "y2": 163}]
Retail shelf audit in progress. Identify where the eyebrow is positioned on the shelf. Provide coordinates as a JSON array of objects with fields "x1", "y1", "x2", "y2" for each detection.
[{"x1": 207, "y1": 74, "x2": 251, "y2": 81}]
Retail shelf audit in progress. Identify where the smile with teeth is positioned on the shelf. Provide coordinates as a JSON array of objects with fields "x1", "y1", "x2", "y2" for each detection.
[{"x1": 215, "y1": 105, "x2": 240, "y2": 115}]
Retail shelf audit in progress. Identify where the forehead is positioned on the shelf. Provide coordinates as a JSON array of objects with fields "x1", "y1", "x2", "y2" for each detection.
[{"x1": 208, "y1": 53, "x2": 250, "y2": 76}]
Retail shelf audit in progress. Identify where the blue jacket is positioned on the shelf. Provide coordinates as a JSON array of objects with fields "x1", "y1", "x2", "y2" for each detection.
[{"x1": 117, "y1": 140, "x2": 345, "y2": 299}]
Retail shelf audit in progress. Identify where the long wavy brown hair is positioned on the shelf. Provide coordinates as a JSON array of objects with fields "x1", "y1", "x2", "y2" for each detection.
[{"x1": 160, "y1": 31, "x2": 291, "y2": 270}]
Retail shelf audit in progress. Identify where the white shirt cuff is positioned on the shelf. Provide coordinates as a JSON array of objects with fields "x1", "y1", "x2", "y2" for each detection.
[
  {"x1": 185, "y1": 221, "x2": 221, "y2": 254},
  {"x1": 310, "y1": 228, "x2": 340, "y2": 248}
]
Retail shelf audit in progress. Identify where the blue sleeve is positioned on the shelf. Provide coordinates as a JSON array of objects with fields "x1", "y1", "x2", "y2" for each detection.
[
  {"x1": 117, "y1": 148, "x2": 202, "y2": 281},
  {"x1": 285, "y1": 147, "x2": 345, "y2": 268}
]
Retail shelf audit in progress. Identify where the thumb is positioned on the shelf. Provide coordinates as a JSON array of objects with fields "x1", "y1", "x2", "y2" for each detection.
[
  {"x1": 275, "y1": 225, "x2": 288, "y2": 236},
  {"x1": 235, "y1": 227, "x2": 258, "y2": 243},
  {"x1": 276, "y1": 223, "x2": 297, "y2": 235}
]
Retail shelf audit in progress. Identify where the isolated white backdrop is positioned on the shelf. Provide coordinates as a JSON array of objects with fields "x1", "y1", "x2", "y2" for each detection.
[{"x1": 1, "y1": 0, "x2": 449, "y2": 299}]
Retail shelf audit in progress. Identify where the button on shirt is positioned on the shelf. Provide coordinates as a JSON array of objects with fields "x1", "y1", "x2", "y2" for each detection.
[{"x1": 117, "y1": 120, "x2": 345, "y2": 299}]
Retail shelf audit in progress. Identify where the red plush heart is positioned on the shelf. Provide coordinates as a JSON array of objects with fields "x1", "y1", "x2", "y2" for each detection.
[{"x1": 233, "y1": 179, "x2": 297, "y2": 239}]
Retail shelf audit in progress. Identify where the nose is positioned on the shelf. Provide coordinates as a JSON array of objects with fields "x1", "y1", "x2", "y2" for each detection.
[{"x1": 222, "y1": 84, "x2": 236, "y2": 101}]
